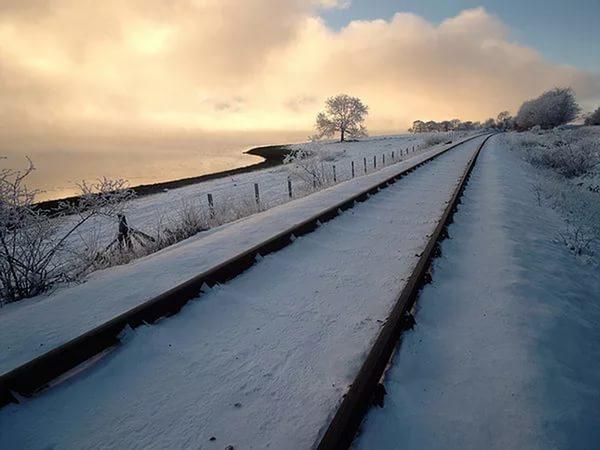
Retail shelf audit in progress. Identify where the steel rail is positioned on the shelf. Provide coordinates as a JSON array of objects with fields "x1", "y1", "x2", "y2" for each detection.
[
  {"x1": 0, "y1": 134, "x2": 489, "y2": 408},
  {"x1": 316, "y1": 133, "x2": 495, "y2": 450}
]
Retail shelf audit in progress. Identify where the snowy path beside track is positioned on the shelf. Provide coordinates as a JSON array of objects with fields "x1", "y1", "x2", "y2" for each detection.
[
  {"x1": 0, "y1": 137, "x2": 486, "y2": 449},
  {"x1": 354, "y1": 136, "x2": 600, "y2": 450}
]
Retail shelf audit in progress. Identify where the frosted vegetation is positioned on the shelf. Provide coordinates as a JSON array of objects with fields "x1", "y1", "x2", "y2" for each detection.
[
  {"x1": 515, "y1": 87, "x2": 580, "y2": 130},
  {"x1": 0, "y1": 159, "x2": 134, "y2": 304},
  {"x1": 503, "y1": 126, "x2": 600, "y2": 260},
  {"x1": 313, "y1": 94, "x2": 369, "y2": 142},
  {"x1": 411, "y1": 87, "x2": 587, "y2": 134}
]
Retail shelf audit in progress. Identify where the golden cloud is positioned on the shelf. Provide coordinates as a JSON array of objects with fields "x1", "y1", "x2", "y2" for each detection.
[{"x1": 1, "y1": 1, "x2": 599, "y2": 138}]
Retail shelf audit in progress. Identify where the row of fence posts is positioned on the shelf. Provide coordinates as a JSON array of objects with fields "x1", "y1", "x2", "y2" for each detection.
[{"x1": 203, "y1": 144, "x2": 419, "y2": 216}]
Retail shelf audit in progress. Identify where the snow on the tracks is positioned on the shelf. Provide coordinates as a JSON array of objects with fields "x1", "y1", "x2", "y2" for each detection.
[
  {"x1": 0, "y1": 137, "x2": 485, "y2": 449},
  {"x1": 0, "y1": 135, "x2": 478, "y2": 377},
  {"x1": 354, "y1": 136, "x2": 600, "y2": 450}
]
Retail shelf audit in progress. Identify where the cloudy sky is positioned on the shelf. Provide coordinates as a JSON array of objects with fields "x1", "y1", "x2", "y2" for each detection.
[{"x1": 1, "y1": 0, "x2": 599, "y2": 141}]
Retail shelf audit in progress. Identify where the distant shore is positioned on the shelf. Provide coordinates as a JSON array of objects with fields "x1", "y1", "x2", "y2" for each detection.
[{"x1": 35, "y1": 144, "x2": 293, "y2": 211}]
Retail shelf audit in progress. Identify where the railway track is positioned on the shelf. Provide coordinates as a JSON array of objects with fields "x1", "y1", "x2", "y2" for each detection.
[
  {"x1": 0, "y1": 134, "x2": 488, "y2": 409},
  {"x1": 0, "y1": 134, "x2": 493, "y2": 449},
  {"x1": 316, "y1": 133, "x2": 494, "y2": 449}
]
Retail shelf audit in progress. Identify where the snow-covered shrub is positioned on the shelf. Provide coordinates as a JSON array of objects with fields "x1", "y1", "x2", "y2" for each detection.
[
  {"x1": 527, "y1": 141, "x2": 599, "y2": 178},
  {"x1": 0, "y1": 159, "x2": 134, "y2": 304},
  {"x1": 541, "y1": 180, "x2": 600, "y2": 258},
  {"x1": 424, "y1": 134, "x2": 448, "y2": 146},
  {"x1": 416, "y1": 131, "x2": 465, "y2": 150},
  {"x1": 503, "y1": 130, "x2": 600, "y2": 260},
  {"x1": 517, "y1": 130, "x2": 600, "y2": 178},
  {"x1": 585, "y1": 107, "x2": 600, "y2": 126},
  {"x1": 516, "y1": 87, "x2": 580, "y2": 130},
  {"x1": 209, "y1": 192, "x2": 263, "y2": 224},
  {"x1": 284, "y1": 142, "x2": 335, "y2": 190},
  {"x1": 156, "y1": 198, "x2": 209, "y2": 247}
]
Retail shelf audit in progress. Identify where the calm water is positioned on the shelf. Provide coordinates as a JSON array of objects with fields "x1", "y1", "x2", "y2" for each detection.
[{"x1": 2, "y1": 130, "x2": 307, "y2": 201}]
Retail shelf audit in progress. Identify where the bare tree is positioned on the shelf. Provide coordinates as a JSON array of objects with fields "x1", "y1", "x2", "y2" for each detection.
[
  {"x1": 315, "y1": 94, "x2": 368, "y2": 142},
  {"x1": 0, "y1": 158, "x2": 134, "y2": 304},
  {"x1": 516, "y1": 87, "x2": 580, "y2": 130}
]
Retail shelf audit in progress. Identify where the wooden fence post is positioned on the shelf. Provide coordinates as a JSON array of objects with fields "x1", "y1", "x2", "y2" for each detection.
[{"x1": 207, "y1": 193, "x2": 214, "y2": 217}]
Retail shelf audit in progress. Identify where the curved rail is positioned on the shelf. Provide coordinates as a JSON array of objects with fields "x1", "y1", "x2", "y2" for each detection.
[
  {"x1": 316, "y1": 134, "x2": 495, "y2": 450},
  {"x1": 0, "y1": 134, "x2": 489, "y2": 408}
]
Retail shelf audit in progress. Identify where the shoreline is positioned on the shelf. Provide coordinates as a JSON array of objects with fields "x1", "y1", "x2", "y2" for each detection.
[{"x1": 35, "y1": 144, "x2": 293, "y2": 211}]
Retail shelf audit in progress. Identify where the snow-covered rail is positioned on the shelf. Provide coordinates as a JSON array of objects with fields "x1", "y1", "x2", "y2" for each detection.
[
  {"x1": 0, "y1": 134, "x2": 488, "y2": 411},
  {"x1": 0, "y1": 134, "x2": 493, "y2": 449},
  {"x1": 317, "y1": 134, "x2": 494, "y2": 450}
]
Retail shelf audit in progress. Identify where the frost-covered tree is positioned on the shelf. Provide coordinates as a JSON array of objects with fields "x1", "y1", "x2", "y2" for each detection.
[
  {"x1": 0, "y1": 158, "x2": 134, "y2": 303},
  {"x1": 315, "y1": 94, "x2": 368, "y2": 142},
  {"x1": 496, "y1": 111, "x2": 513, "y2": 130},
  {"x1": 482, "y1": 118, "x2": 496, "y2": 129},
  {"x1": 516, "y1": 87, "x2": 580, "y2": 130},
  {"x1": 585, "y1": 107, "x2": 600, "y2": 126},
  {"x1": 409, "y1": 120, "x2": 426, "y2": 133}
]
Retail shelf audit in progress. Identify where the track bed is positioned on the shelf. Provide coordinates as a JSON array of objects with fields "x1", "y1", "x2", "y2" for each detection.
[{"x1": 1, "y1": 136, "x2": 488, "y2": 449}]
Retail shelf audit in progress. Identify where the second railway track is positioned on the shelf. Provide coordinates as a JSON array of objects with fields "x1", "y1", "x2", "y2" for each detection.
[{"x1": 1, "y1": 134, "x2": 493, "y2": 449}]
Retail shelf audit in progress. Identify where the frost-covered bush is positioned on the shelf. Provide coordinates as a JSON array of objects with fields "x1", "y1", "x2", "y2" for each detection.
[
  {"x1": 585, "y1": 107, "x2": 600, "y2": 126},
  {"x1": 516, "y1": 87, "x2": 580, "y2": 130},
  {"x1": 526, "y1": 140, "x2": 599, "y2": 178},
  {"x1": 533, "y1": 178, "x2": 600, "y2": 258},
  {"x1": 424, "y1": 134, "x2": 448, "y2": 146},
  {"x1": 504, "y1": 129, "x2": 600, "y2": 259},
  {"x1": 0, "y1": 158, "x2": 134, "y2": 304},
  {"x1": 508, "y1": 129, "x2": 600, "y2": 179},
  {"x1": 284, "y1": 142, "x2": 335, "y2": 190},
  {"x1": 154, "y1": 198, "x2": 209, "y2": 247},
  {"x1": 416, "y1": 131, "x2": 458, "y2": 150}
]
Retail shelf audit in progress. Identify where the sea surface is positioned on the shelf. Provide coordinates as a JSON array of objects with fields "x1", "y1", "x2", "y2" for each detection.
[{"x1": 1, "y1": 130, "x2": 307, "y2": 201}]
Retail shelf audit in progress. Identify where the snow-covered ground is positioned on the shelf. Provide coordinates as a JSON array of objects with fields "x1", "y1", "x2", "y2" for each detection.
[
  {"x1": 354, "y1": 135, "x2": 600, "y2": 449},
  {"x1": 15, "y1": 133, "x2": 451, "y2": 299},
  {"x1": 0, "y1": 135, "x2": 480, "y2": 378},
  {"x1": 0, "y1": 136, "x2": 486, "y2": 449},
  {"x1": 57, "y1": 134, "x2": 431, "y2": 251},
  {"x1": 501, "y1": 127, "x2": 600, "y2": 261}
]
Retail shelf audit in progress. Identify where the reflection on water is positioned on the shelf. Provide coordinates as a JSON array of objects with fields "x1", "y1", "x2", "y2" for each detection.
[{"x1": 1, "y1": 130, "x2": 307, "y2": 201}]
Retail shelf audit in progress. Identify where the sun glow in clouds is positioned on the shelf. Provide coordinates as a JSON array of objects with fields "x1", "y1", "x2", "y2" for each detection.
[{"x1": 0, "y1": 0, "x2": 598, "y2": 140}]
